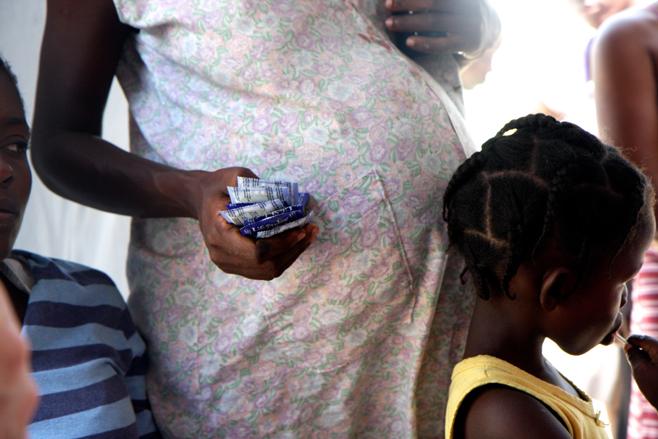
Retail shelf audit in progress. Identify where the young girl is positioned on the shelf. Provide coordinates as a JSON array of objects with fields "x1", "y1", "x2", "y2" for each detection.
[
  {"x1": 443, "y1": 114, "x2": 655, "y2": 439},
  {"x1": 0, "y1": 57, "x2": 159, "y2": 437}
]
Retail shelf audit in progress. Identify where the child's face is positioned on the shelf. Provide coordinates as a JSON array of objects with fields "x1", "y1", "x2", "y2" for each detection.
[
  {"x1": 0, "y1": 72, "x2": 31, "y2": 259},
  {"x1": 551, "y1": 207, "x2": 654, "y2": 355}
]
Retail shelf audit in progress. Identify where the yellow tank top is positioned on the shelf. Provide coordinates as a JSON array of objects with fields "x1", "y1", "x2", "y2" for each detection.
[{"x1": 444, "y1": 355, "x2": 610, "y2": 439}]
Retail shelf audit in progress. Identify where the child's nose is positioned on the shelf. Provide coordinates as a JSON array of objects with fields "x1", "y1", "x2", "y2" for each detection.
[{"x1": 0, "y1": 159, "x2": 13, "y2": 185}]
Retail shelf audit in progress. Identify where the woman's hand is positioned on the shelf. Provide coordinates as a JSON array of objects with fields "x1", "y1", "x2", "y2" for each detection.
[
  {"x1": 384, "y1": 0, "x2": 483, "y2": 55},
  {"x1": 0, "y1": 287, "x2": 38, "y2": 439},
  {"x1": 193, "y1": 167, "x2": 318, "y2": 280},
  {"x1": 626, "y1": 335, "x2": 658, "y2": 410}
]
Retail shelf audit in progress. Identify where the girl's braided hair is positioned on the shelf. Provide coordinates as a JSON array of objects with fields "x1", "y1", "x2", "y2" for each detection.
[{"x1": 443, "y1": 114, "x2": 650, "y2": 299}]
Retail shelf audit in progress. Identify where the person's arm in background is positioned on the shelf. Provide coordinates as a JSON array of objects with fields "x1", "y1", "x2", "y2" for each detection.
[
  {"x1": 0, "y1": 286, "x2": 38, "y2": 438},
  {"x1": 31, "y1": 0, "x2": 316, "y2": 281},
  {"x1": 626, "y1": 335, "x2": 658, "y2": 411},
  {"x1": 594, "y1": 10, "x2": 658, "y2": 220}
]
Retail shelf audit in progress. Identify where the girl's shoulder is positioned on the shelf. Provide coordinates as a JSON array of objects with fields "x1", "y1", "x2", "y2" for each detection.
[
  {"x1": 448, "y1": 356, "x2": 574, "y2": 439},
  {"x1": 456, "y1": 384, "x2": 572, "y2": 439}
]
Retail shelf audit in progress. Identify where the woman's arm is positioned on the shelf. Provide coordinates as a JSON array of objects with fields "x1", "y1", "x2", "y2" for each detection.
[
  {"x1": 31, "y1": 0, "x2": 317, "y2": 280},
  {"x1": 594, "y1": 11, "x2": 658, "y2": 219},
  {"x1": 32, "y1": 0, "x2": 212, "y2": 219}
]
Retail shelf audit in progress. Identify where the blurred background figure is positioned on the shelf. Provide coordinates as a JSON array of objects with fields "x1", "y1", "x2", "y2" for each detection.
[
  {"x1": 593, "y1": 2, "x2": 658, "y2": 438},
  {"x1": 537, "y1": 0, "x2": 636, "y2": 133},
  {"x1": 458, "y1": 4, "x2": 502, "y2": 90},
  {"x1": 459, "y1": 42, "x2": 501, "y2": 90},
  {"x1": 576, "y1": 0, "x2": 636, "y2": 28}
]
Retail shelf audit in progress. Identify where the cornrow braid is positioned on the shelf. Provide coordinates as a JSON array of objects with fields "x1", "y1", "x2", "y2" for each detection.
[
  {"x1": 601, "y1": 150, "x2": 650, "y2": 258},
  {"x1": 534, "y1": 157, "x2": 599, "y2": 263},
  {"x1": 495, "y1": 113, "x2": 556, "y2": 136},
  {"x1": 443, "y1": 150, "x2": 487, "y2": 222},
  {"x1": 443, "y1": 114, "x2": 650, "y2": 299}
]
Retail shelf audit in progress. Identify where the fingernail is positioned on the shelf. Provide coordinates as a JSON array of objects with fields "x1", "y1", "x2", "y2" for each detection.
[
  {"x1": 295, "y1": 230, "x2": 307, "y2": 243},
  {"x1": 406, "y1": 37, "x2": 416, "y2": 47},
  {"x1": 385, "y1": 17, "x2": 393, "y2": 28}
]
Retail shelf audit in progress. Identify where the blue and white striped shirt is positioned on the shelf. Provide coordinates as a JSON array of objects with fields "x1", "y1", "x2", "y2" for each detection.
[{"x1": 8, "y1": 251, "x2": 159, "y2": 438}]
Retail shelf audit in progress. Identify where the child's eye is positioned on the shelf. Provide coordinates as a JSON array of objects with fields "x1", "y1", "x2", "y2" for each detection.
[{"x1": 5, "y1": 142, "x2": 28, "y2": 153}]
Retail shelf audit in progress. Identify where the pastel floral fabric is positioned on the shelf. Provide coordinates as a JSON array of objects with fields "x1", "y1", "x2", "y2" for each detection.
[{"x1": 114, "y1": 0, "x2": 475, "y2": 437}]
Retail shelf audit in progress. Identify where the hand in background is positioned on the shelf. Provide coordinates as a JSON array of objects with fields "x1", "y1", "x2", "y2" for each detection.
[
  {"x1": 384, "y1": 0, "x2": 483, "y2": 55},
  {"x1": 195, "y1": 167, "x2": 318, "y2": 280},
  {"x1": 626, "y1": 334, "x2": 658, "y2": 411},
  {"x1": 0, "y1": 287, "x2": 38, "y2": 439}
]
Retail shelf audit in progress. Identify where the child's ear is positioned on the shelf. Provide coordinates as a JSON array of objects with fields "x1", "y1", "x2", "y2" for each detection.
[{"x1": 539, "y1": 267, "x2": 576, "y2": 311}]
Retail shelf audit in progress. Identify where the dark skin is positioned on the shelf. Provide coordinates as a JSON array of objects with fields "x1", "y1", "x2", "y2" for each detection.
[
  {"x1": 32, "y1": 0, "x2": 318, "y2": 281},
  {"x1": 384, "y1": 0, "x2": 483, "y2": 55},
  {"x1": 594, "y1": 3, "x2": 658, "y2": 222},
  {"x1": 32, "y1": 0, "x2": 484, "y2": 281},
  {"x1": 0, "y1": 74, "x2": 31, "y2": 323},
  {"x1": 626, "y1": 334, "x2": 658, "y2": 410},
  {"x1": 455, "y1": 208, "x2": 655, "y2": 439},
  {"x1": 0, "y1": 71, "x2": 39, "y2": 436},
  {"x1": 456, "y1": 385, "x2": 574, "y2": 439}
]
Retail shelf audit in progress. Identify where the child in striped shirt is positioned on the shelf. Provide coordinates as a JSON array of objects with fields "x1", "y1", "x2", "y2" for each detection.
[{"x1": 0, "y1": 56, "x2": 159, "y2": 438}]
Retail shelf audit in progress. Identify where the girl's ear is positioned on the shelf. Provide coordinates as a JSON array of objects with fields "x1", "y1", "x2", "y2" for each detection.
[{"x1": 539, "y1": 267, "x2": 577, "y2": 311}]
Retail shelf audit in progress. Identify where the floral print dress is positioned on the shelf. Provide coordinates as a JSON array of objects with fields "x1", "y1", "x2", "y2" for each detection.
[{"x1": 114, "y1": 0, "x2": 476, "y2": 437}]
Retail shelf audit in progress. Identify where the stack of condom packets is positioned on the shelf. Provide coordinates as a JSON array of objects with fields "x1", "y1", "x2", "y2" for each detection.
[{"x1": 219, "y1": 177, "x2": 312, "y2": 239}]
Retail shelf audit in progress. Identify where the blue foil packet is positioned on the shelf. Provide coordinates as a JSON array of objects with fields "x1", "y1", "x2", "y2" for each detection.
[
  {"x1": 237, "y1": 177, "x2": 299, "y2": 205},
  {"x1": 219, "y1": 199, "x2": 287, "y2": 226},
  {"x1": 239, "y1": 207, "x2": 306, "y2": 237},
  {"x1": 256, "y1": 213, "x2": 313, "y2": 239}
]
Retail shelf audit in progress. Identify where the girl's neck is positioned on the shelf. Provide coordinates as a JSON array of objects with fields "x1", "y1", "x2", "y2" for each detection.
[
  {"x1": 464, "y1": 298, "x2": 547, "y2": 376},
  {"x1": 463, "y1": 298, "x2": 580, "y2": 397},
  {"x1": 464, "y1": 298, "x2": 544, "y2": 369}
]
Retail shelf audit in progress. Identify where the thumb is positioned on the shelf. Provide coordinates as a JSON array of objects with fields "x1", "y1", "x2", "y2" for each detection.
[
  {"x1": 222, "y1": 167, "x2": 259, "y2": 188},
  {"x1": 627, "y1": 334, "x2": 658, "y2": 363},
  {"x1": 626, "y1": 344, "x2": 652, "y2": 372}
]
